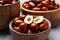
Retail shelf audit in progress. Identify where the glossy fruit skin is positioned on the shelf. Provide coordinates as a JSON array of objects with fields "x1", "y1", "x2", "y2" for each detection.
[
  {"x1": 19, "y1": 15, "x2": 26, "y2": 21},
  {"x1": 55, "y1": 3, "x2": 59, "y2": 7},
  {"x1": 0, "y1": 0, "x2": 18, "y2": 5},
  {"x1": 36, "y1": 0, "x2": 42, "y2": 4},
  {"x1": 0, "y1": 0, "x2": 3, "y2": 4},
  {"x1": 19, "y1": 22, "x2": 28, "y2": 33},
  {"x1": 50, "y1": 0, "x2": 55, "y2": 4},
  {"x1": 14, "y1": 20, "x2": 23, "y2": 26},
  {"x1": 42, "y1": 7, "x2": 48, "y2": 11},
  {"x1": 14, "y1": 26, "x2": 20, "y2": 32},
  {"x1": 2, "y1": 0, "x2": 12, "y2": 5},
  {"x1": 54, "y1": 6, "x2": 59, "y2": 9},
  {"x1": 29, "y1": 2, "x2": 35, "y2": 8},
  {"x1": 29, "y1": 0, "x2": 36, "y2": 2},
  {"x1": 22, "y1": 15, "x2": 26, "y2": 18},
  {"x1": 21, "y1": 15, "x2": 26, "y2": 20},
  {"x1": 14, "y1": 15, "x2": 25, "y2": 21},
  {"x1": 48, "y1": 0, "x2": 55, "y2": 4},
  {"x1": 0, "y1": 4, "x2": 2, "y2": 6},
  {"x1": 37, "y1": 3, "x2": 42, "y2": 8},
  {"x1": 39, "y1": 20, "x2": 48, "y2": 31},
  {"x1": 12, "y1": 0, "x2": 16, "y2": 4},
  {"x1": 54, "y1": 3, "x2": 59, "y2": 9},
  {"x1": 42, "y1": 1, "x2": 49, "y2": 7},
  {"x1": 30, "y1": 23, "x2": 38, "y2": 33},
  {"x1": 32, "y1": 7, "x2": 41, "y2": 11},
  {"x1": 48, "y1": 4, "x2": 55, "y2": 10},
  {"x1": 13, "y1": 17, "x2": 20, "y2": 23},
  {"x1": 22, "y1": 2, "x2": 30, "y2": 9}
]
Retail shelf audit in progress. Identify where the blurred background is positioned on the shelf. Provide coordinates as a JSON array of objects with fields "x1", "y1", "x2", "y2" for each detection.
[{"x1": 0, "y1": 0, "x2": 60, "y2": 40}]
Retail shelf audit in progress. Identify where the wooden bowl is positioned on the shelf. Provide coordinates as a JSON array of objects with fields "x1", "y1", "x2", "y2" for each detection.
[
  {"x1": 0, "y1": 0, "x2": 20, "y2": 30},
  {"x1": 21, "y1": 3, "x2": 60, "y2": 23},
  {"x1": 9, "y1": 18, "x2": 51, "y2": 40}
]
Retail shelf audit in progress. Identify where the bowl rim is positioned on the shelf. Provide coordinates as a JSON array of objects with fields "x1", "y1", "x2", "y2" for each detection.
[
  {"x1": 21, "y1": 3, "x2": 60, "y2": 13},
  {"x1": 0, "y1": 0, "x2": 20, "y2": 7},
  {"x1": 9, "y1": 18, "x2": 51, "y2": 36}
]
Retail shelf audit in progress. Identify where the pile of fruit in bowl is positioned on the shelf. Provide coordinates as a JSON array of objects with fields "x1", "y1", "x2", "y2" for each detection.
[
  {"x1": 12, "y1": 15, "x2": 49, "y2": 34},
  {"x1": 22, "y1": 0, "x2": 59, "y2": 11},
  {"x1": 0, "y1": 0, "x2": 18, "y2": 5}
]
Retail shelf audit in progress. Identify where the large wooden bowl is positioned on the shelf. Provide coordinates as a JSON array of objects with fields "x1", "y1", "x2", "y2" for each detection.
[
  {"x1": 9, "y1": 18, "x2": 51, "y2": 40},
  {"x1": 21, "y1": 3, "x2": 60, "y2": 24},
  {"x1": 0, "y1": 0, "x2": 20, "y2": 30}
]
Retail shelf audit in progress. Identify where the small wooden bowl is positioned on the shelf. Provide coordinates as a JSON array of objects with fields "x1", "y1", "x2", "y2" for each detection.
[
  {"x1": 9, "y1": 18, "x2": 51, "y2": 40},
  {"x1": 0, "y1": 0, "x2": 20, "y2": 30},
  {"x1": 21, "y1": 3, "x2": 60, "y2": 23}
]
